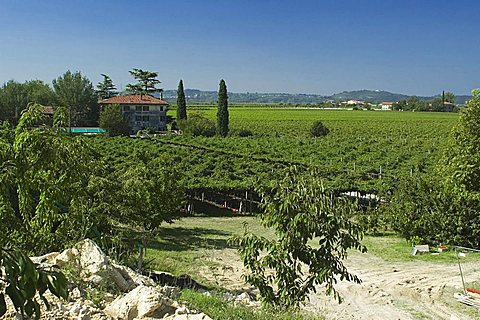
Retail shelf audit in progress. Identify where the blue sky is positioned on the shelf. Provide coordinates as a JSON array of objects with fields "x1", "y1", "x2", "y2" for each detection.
[{"x1": 0, "y1": 0, "x2": 479, "y2": 96}]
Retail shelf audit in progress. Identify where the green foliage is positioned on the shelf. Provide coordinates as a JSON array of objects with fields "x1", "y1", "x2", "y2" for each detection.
[
  {"x1": 0, "y1": 104, "x2": 184, "y2": 254},
  {"x1": 310, "y1": 120, "x2": 329, "y2": 137},
  {"x1": 178, "y1": 112, "x2": 216, "y2": 137},
  {"x1": 440, "y1": 89, "x2": 480, "y2": 192},
  {"x1": 0, "y1": 248, "x2": 68, "y2": 319},
  {"x1": 0, "y1": 80, "x2": 55, "y2": 123},
  {"x1": 231, "y1": 167, "x2": 366, "y2": 308},
  {"x1": 126, "y1": 68, "x2": 162, "y2": 96},
  {"x1": 435, "y1": 89, "x2": 480, "y2": 247},
  {"x1": 0, "y1": 103, "x2": 96, "y2": 253},
  {"x1": 384, "y1": 174, "x2": 443, "y2": 243},
  {"x1": 233, "y1": 129, "x2": 254, "y2": 137},
  {"x1": 216, "y1": 79, "x2": 229, "y2": 137},
  {"x1": 96, "y1": 74, "x2": 117, "y2": 99},
  {"x1": 177, "y1": 80, "x2": 187, "y2": 121},
  {"x1": 99, "y1": 104, "x2": 130, "y2": 136},
  {"x1": 53, "y1": 106, "x2": 68, "y2": 130},
  {"x1": 116, "y1": 157, "x2": 185, "y2": 229},
  {"x1": 52, "y1": 70, "x2": 98, "y2": 126},
  {"x1": 386, "y1": 90, "x2": 480, "y2": 247}
]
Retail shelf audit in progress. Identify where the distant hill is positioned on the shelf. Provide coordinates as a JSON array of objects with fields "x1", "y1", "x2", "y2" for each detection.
[
  {"x1": 162, "y1": 89, "x2": 329, "y2": 104},
  {"x1": 330, "y1": 90, "x2": 410, "y2": 103},
  {"x1": 159, "y1": 89, "x2": 471, "y2": 105}
]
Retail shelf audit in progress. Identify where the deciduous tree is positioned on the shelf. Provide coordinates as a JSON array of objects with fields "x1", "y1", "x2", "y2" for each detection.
[
  {"x1": 52, "y1": 71, "x2": 98, "y2": 126},
  {"x1": 99, "y1": 104, "x2": 130, "y2": 136},
  {"x1": 0, "y1": 80, "x2": 54, "y2": 123},
  {"x1": 231, "y1": 166, "x2": 366, "y2": 308}
]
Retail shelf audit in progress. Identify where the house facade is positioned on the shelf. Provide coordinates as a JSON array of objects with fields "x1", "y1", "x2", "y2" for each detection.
[
  {"x1": 100, "y1": 94, "x2": 168, "y2": 133},
  {"x1": 381, "y1": 102, "x2": 394, "y2": 110}
]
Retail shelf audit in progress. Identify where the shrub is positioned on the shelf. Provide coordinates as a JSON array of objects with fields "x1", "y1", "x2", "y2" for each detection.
[
  {"x1": 310, "y1": 120, "x2": 329, "y2": 137},
  {"x1": 99, "y1": 104, "x2": 130, "y2": 136},
  {"x1": 178, "y1": 113, "x2": 215, "y2": 137},
  {"x1": 230, "y1": 129, "x2": 253, "y2": 137}
]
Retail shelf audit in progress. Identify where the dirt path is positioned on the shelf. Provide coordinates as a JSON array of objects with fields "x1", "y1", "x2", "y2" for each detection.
[{"x1": 198, "y1": 248, "x2": 480, "y2": 319}]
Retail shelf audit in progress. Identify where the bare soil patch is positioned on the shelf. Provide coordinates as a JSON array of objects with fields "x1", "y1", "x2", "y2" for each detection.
[{"x1": 197, "y1": 248, "x2": 480, "y2": 319}]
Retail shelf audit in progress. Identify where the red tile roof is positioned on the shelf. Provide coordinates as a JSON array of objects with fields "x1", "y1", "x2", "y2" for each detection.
[
  {"x1": 382, "y1": 102, "x2": 394, "y2": 105},
  {"x1": 100, "y1": 94, "x2": 168, "y2": 105}
]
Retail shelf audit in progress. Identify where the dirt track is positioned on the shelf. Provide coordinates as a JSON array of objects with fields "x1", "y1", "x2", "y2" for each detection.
[{"x1": 199, "y1": 248, "x2": 480, "y2": 319}]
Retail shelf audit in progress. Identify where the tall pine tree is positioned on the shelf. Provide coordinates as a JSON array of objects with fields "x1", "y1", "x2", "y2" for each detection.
[
  {"x1": 177, "y1": 80, "x2": 187, "y2": 121},
  {"x1": 126, "y1": 68, "x2": 162, "y2": 96},
  {"x1": 216, "y1": 79, "x2": 229, "y2": 137},
  {"x1": 96, "y1": 74, "x2": 117, "y2": 99}
]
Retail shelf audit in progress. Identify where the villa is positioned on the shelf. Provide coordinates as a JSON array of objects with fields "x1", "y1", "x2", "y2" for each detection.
[{"x1": 100, "y1": 94, "x2": 168, "y2": 134}]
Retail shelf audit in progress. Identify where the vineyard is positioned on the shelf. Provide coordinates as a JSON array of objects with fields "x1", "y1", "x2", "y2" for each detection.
[
  {"x1": 91, "y1": 109, "x2": 458, "y2": 192},
  {"x1": 89, "y1": 108, "x2": 458, "y2": 210}
]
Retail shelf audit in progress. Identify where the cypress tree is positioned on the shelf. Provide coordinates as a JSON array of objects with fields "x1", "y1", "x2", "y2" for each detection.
[
  {"x1": 177, "y1": 80, "x2": 187, "y2": 121},
  {"x1": 216, "y1": 79, "x2": 229, "y2": 137}
]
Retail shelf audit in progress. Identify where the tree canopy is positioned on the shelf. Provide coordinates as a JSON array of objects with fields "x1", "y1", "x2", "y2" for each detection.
[
  {"x1": 96, "y1": 74, "x2": 117, "y2": 99},
  {"x1": 99, "y1": 104, "x2": 130, "y2": 136},
  {"x1": 0, "y1": 80, "x2": 55, "y2": 123},
  {"x1": 52, "y1": 70, "x2": 98, "y2": 126},
  {"x1": 126, "y1": 68, "x2": 162, "y2": 96},
  {"x1": 232, "y1": 167, "x2": 366, "y2": 308}
]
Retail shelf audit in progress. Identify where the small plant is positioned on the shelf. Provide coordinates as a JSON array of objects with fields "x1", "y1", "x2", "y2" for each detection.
[{"x1": 310, "y1": 120, "x2": 329, "y2": 137}]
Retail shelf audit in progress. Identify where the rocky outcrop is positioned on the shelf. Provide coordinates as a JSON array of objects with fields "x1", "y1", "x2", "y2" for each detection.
[
  {"x1": 104, "y1": 285, "x2": 176, "y2": 319},
  {"x1": 25, "y1": 239, "x2": 214, "y2": 320}
]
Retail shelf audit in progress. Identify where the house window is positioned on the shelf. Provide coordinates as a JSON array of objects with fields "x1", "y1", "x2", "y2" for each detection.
[
  {"x1": 142, "y1": 115, "x2": 149, "y2": 121},
  {"x1": 135, "y1": 106, "x2": 142, "y2": 111},
  {"x1": 135, "y1": 115, "x2": 142, "y2": 121},
  {"x1": 143, "y1": 106, "x2": 149, "y2": 111},
  {"x1": 123, "y1": 105, "x2": 130, "y2": 111},
  {"x1": 160, "y1": 106, "x2": 164, "y2": 112},
  {"x1": 160, "y1": 116, "x2": 166, "y2": 121}
]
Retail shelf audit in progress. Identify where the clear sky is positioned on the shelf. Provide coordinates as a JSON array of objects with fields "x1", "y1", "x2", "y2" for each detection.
[{"x1": 0, "y1": 0, "x2": 479, "y2": 96}]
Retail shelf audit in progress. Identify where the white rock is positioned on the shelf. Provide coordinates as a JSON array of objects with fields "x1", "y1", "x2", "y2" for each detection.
[
  {"x1": 223, "y1": 292, "x2": 235, "y2": 301},
  {"x1": 30, "y1": 251, "x2": 60, "y2": 264},
  {"x1": 55, "y1": 247, "x2": 79, "y2": 267},
  {"x1": 175, "y1": 306, "x2": 189, "y2": 315},
  {"x1": 70, "y1": 303, "x2": 82, "y2": 315},
  {"x1": 76, "y1": 239, "x2": 109, "y2": 276},
  {"x1": 112, "y1": 262, "x2": 155, "y2": 289},
  {"x1": 236, "y1": 292, "x2": 252, "y2": 302},
  {"x1": 104, "y1": 285, "x2": 175, "y2": 319},
  {"x1": 163, "y1": 313, "x2": 213, "y2": 320}
]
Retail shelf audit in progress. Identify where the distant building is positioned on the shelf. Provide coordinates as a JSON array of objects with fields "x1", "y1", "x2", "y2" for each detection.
[
  {"x1": 381, "y1": 102, "x2": 394, "y2": 110},
  {"x1": 444, "y1": 102, "x2": 455, "y2": 112},
  {"x1": 99, "y1": 94, "x2": 168, "y2": 134},
  {"x1": 342, "y1": 100, "x2": 365, "y2": 106}
]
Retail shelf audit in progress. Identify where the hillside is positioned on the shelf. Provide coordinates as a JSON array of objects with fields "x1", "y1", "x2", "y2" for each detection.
[{"x1": 161, "y1": 89, "x2": 471, "y2": 104}]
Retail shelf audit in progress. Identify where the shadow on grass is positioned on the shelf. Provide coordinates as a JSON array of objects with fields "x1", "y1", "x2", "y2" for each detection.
[
  {"x1": 187, "y1": 200, "x2": 258, "y2": 218},
  {"x1": 150, "y1": 226, "x2": 233, "y2": 252}
]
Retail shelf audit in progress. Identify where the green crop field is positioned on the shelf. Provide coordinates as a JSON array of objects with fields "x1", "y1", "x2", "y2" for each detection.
[
  {"x1": 91, "y1": 109, "x2": 458, "y2": 193},
  {"x1": 158, "y1": 108, "x2": 458, "y2": 192}
]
